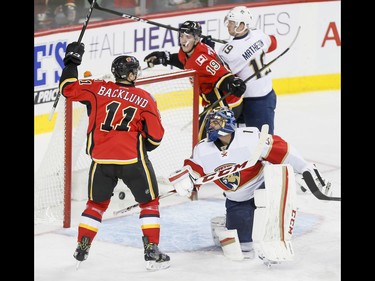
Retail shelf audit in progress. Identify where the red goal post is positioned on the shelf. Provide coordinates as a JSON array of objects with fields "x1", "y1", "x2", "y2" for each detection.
[{"x1": 34, "y1": 69, "x2": 200, "y2": 228}]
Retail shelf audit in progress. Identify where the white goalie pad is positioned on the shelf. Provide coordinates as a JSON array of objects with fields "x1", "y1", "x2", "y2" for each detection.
[
  {"x1": 210, "y1": 216, "x2": 226, "y2": 247},
  {"x1": 211, "y1": 216, "x2": 255, "y2": 260},
  {"x1": 211, "y1": 216, "x2": 244, "y2": 261},
  {"x1": 168, "y1": 166, "x2": 193, "y2": 196},
  {"x1": 252, "y1": 164, "x2": 297, "y2": 263},
  {"x1": 216, "y1": 229, "x2": 244, "y2": 261}
]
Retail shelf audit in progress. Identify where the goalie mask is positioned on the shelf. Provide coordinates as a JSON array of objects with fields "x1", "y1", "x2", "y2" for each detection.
[
  {"x1": 224, "y1": 6, "x2": 253, "y2": 31},
  {"x1": 205, "y1": 107, "x2": 236, "y2": 142},
  {"x1": 111, "y1": 55, "x2": 141, "y2": 83}
]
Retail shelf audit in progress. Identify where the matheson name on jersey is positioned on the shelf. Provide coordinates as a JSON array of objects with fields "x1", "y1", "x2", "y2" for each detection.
[
  {"x1": 242, "y1": 39, "x2": 264, "y2": 60},
  {"x1": 97, "y1": 86, "x2": 149, "y2": 108}
]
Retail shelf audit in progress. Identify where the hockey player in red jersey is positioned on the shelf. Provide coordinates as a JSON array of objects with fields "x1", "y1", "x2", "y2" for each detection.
[
  {"x1": 169, "y1": 106, "x2": 334, "y2": 265},
  {"x1": 59, "y1": 42, "x2": 170, "y2": 271},
  {"x1": 144, "y1": 20, "x2": 246, "y2": 141}
]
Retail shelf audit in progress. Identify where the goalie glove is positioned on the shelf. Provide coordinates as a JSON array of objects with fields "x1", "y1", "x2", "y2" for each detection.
[
  {"x1": 168, "y1": 166, "x2": 194, "y2": 197},
  {"x1": 144, "y1": 51, "x2": 171, "y2": 68}
]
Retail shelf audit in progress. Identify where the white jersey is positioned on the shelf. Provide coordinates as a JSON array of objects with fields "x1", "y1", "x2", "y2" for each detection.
[
  {"x1": 218, "y1": 29, "x2": 273, "y2": 98},
  {"x1": 185, "y1": 127, "x2": 309, "y2": 202},
  {"x1": 188, "y1": 127, "x2": 265, "y2": 202}
]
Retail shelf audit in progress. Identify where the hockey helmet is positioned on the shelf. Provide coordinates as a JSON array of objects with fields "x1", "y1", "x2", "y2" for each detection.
[
  {"x1": 111, "y1": 55, "x2": 140, "y2": 81},
  {"x1": 179, "y1": 21, "x2": 202, "y2": 38},
  {"x1": 205, "y1": 106, "x2": 236, "y2": 142},
  {"x1": 224, "y1": 6, "x2": 253, "y2": 29}
]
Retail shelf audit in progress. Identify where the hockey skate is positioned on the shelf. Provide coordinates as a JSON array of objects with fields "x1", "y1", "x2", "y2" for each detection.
[
  {"x1": 142, "y1": 236, "x2": 170, "y2": 271},
  {"x1": 239, "y1": 242, "x2": 255, "y2": 259},
  {"x1": 74, "y1": 236, "x2": 91, "y2": 269}
]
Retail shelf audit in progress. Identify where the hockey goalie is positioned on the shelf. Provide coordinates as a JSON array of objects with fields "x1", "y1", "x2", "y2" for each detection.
[{"x1": 168, "y1": 106, "x2": 334, "y2": 265}]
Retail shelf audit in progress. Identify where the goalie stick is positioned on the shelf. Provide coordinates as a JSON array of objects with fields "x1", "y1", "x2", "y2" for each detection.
[
  {"x1": 187, "y1": 124, "x2": 269, "y2": 185},
  {"x1": 302, "y1": 171, "x2": 341, "y2": 201}
]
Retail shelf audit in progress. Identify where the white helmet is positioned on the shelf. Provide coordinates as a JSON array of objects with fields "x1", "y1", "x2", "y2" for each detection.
[{"x1": 224, "y1": 6, "x2": 253, "y2": 30}]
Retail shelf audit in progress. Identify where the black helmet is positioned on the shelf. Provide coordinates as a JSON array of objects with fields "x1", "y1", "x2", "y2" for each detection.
[
  {"x1": 179, "y1": 21, "x2": 202, "y2": 37},
  {"x1": 111, "y1": 55, "x2": 140, "y2": 81}
]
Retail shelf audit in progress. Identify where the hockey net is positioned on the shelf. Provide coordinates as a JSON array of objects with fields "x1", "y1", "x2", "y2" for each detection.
[{"x1": 34, "y1": 69, "x2": 199, "y2": 228}]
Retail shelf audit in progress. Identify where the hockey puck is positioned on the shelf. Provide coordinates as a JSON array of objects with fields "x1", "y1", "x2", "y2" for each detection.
[
  {"x1": 84, "y1": 70, "x2": 92, "y2": 77},
  {"x1": 119, "y1": 191, "x2": 126, "y2": 200}
]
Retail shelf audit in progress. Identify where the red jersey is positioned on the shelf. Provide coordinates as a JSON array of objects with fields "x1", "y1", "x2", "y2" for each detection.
[
  {"x1": 61, "y1": 79, "x2": 164, "y2": 164},
  {"x1": 177, "y1": 42, "x2": 242, "y2": 108}
]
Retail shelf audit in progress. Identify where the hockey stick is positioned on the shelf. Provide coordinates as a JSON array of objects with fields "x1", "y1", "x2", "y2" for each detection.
[
  {"x1": 113, "y1": 190, "x2": 177, "y2": 216},
  {"x1": 198, "y1": 26, "x2": 302, "y2": 119},
  {"x1": 302, "y1": 171, "x2": 341, "y2": 201},
  {"x1": 48, "y1": 0, "x2": 97, "y2": 121},
  {"x1": 184, "y1": 124, "x2": 269, "y2": 185},
  {"x1": 86, "y1": 0, "x2": 227, "y2": 44}
]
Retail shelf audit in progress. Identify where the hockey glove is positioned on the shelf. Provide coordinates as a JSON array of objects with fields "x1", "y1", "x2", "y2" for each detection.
[
  {"x1": 63, "y1": 41, "x2": 85, "y2": 66},
  {"x1": 168, "y1": 166, "x2": 194, "y2": 197},
  {"x1": 201, "y1": 35, "x2": 215, "y2": 49},
  {"x1": 228, "y1": 76, "x2": 246, "y2": 97},
  {"x1": 144, "y1": 51, "x2": 170, "y2": 68}
]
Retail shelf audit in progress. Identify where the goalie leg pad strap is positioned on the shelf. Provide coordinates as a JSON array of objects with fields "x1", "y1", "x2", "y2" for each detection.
[{"x1": 252, "y1": 164, "x2": 297, "y2": 262}]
